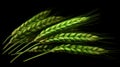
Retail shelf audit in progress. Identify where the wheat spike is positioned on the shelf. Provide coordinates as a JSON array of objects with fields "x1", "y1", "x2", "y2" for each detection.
[
  {"x1": 34, "y1": 13, "x2": 99, "y2": 42},
  {"x1": 40, "y1": 33, "x2": 100, "y2": 44},
  {"x1": 3, "y1": 9, "x2": 103, "y2": 63},
  {"x1": 28, "y1": 45, "x2": 51, "y2": 52},
  {"x1": 23, "y1": 44, "x2": 108, "y2": 62},
  {"x1": 10, "y1": 16, "x2": 64, "y2": 43},
  {"x1": 4, "y1": 16, "x2": 64, "y2": 54},
  {"x1": 15, "y1": 16, "x2": 88, "y2": 54},
  {"x1": 3, "y1": 9, "x2": 51, "y2": 49},
  {"x1": 12, "y1": 16, "x2": 64, "y2": 53},
  {"x1": 12, "y1": 9, "x2": 52, "y2": 36},
  {"x1": 52, "y1": 44, "x2": 108, "y2": 54},
  {"x1": 16, "y1": 13, "x2": 99, "y2": 60}
]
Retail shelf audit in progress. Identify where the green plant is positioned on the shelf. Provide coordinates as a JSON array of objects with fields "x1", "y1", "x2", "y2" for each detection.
[
  {"x1": 2, "y1": 9, "x2": 109, "y2": 63},
  {"x1": 3, "y1": 9, "x2": 52, "y2": 49}
]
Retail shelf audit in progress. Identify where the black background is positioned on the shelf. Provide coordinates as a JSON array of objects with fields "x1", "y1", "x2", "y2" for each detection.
[{"x1": 0, "y1": 0, "x2": 120, "y2": 65}]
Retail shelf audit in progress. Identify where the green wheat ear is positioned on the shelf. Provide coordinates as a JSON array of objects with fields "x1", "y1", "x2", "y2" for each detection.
[
  {"x1": 3, "y1": 9, "x2": 52, "y2": 49},
  {"x1": 11, "y1": 9, "x2": 52, "y2": 36},
  {"x1": 34, "y1": 14, "x2": 99, "y2": 41},
  {"x1": 10, "y1": 16, "x2": 64, "y2": 43},
  {"x1": 40, "y1": 33, "x2": 100, "y2": 44},
  {"x1": 3, "y1": 16, "x2": 64, "y2": 54},
  {"x1": 12, "y1": 11, "x2": 99, "y2": 62},
  {"x1": 23, "y1": 44, "x2": 108, "y2": 62},
  {"x1": 4, "y1": 16, "x2": 64, "y2": 48},
  {"x1": 3, "y1": 9, "x2": 108, "y2": 63},
  {"x1": 16, "y1": 13, "x2": 99, "y2": 55}
]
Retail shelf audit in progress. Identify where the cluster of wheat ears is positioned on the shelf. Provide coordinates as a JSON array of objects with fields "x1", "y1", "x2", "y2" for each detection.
[{"x1": 2, "y1": 9, "x2": 109, "y2": 63}]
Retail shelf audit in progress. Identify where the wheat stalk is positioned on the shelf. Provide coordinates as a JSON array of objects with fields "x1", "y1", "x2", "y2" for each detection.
[
  {"x1": 2, "y1": 38, "x2": 27, "y2": 54},
  {"x1": 10, "y1": 43, "x2": 40, "y2": 63},
  {"x1": 23, "y1": 44, "x2": 108, "y2": 62},
  {"x1": 3, "y1": 33, "x2": 38, "y2": 54},
  {"x1": 11, "y1": 44, "x2": 51, "y2": 55},
  {"x1": 7, "y1": 34, "x2": 39, "y2": 54}
]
